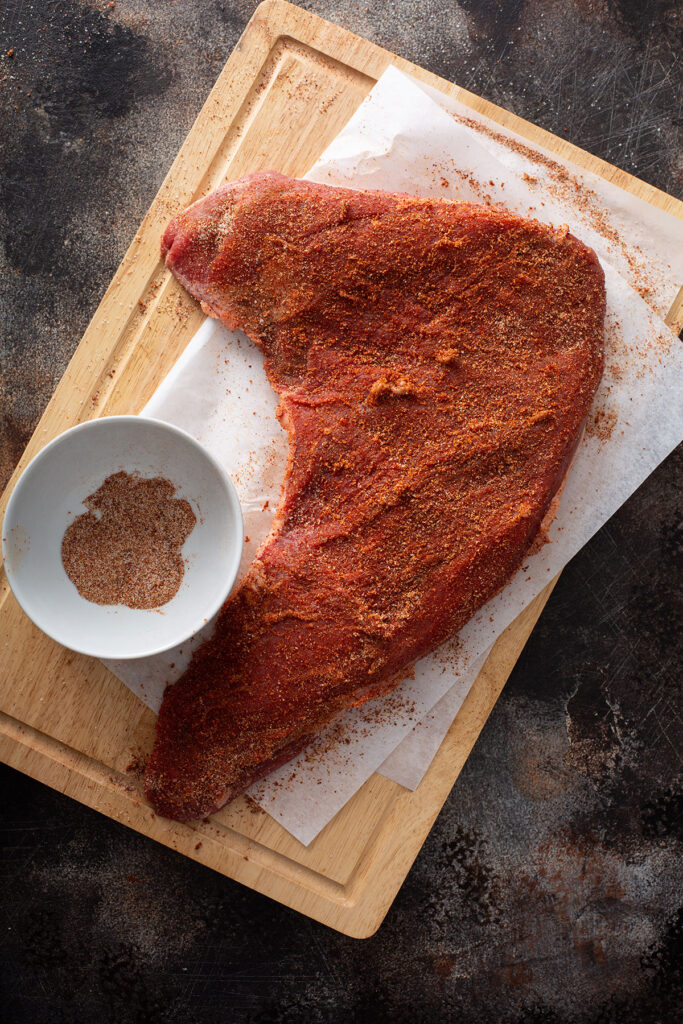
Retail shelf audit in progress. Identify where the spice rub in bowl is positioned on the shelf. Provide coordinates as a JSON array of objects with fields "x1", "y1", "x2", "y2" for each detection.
[
  {"x1": 62, "y1": 471, "x2": 196, "y2": 610},
  {"x1": 2, "y1": 416, "x2": 243, "y2": 660}
]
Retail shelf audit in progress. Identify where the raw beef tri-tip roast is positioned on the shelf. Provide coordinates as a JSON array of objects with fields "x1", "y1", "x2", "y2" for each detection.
[{"x1": 144, "y1": 171, "x2": 605, "y2": 821}]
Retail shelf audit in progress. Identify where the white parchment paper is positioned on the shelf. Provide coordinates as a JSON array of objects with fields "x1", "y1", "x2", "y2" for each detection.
[{"x1": 106, "y1": 68, "x2": 683, "y2": 845}]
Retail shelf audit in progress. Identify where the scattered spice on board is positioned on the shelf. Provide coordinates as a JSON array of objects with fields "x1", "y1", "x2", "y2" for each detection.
[
  {"x1": 125, "y1": 749, "x2": 149, "y2": 779},
  {"x1": 61, "y1": 471, "x2": 196, "y2": 609}
]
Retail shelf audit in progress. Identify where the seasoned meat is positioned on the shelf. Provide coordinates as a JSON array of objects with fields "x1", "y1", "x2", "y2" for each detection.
[{"x1": 144, "y1": 171, "x2": 605, "y2": 821}]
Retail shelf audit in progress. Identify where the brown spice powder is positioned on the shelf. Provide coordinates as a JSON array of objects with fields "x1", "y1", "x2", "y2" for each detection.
[{"x1": 62, "y1": 471, "x2": 196, "y2": 609}]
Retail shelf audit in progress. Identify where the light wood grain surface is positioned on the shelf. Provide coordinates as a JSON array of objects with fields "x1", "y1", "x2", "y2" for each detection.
[{"x1": 1, "y1": 0, "x2": 680, "y2": 937}]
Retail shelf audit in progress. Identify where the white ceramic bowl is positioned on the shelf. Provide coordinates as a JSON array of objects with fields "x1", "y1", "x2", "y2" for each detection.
[{"x1": 2, "y1": 416, "x2": 243, "y2": 659}]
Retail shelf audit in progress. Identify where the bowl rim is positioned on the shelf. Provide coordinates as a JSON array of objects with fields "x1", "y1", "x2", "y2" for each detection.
[{"x1": 1, "y1": 414, "x2": 244, "y2": 660}]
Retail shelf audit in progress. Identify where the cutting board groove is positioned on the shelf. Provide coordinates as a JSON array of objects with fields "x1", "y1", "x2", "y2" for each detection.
[{"x1": 1, "y1": 0, "x2": 681, "y2": 937}]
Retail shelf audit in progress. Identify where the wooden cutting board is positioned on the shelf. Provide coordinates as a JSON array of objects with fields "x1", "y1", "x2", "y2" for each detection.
[{"x1": 1, "y1": 0, "x2": 681, "y2": 939}]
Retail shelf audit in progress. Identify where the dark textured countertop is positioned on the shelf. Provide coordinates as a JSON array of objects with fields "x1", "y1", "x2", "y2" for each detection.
[{"x1": 1, "y1": 2, "x2": 681, "y2": 1022}]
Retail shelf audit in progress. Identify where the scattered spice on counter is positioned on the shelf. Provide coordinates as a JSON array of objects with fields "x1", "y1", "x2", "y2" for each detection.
[{"x1": 61, "y1": 470, "x2": 196, "y2": 609}]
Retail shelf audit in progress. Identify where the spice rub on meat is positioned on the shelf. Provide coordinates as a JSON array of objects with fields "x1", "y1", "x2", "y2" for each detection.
[{"x1": 145, "y1": 171, "x2": 605, "y2": 821}]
